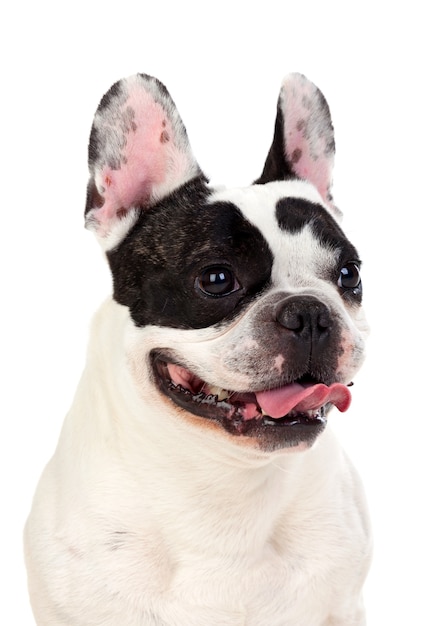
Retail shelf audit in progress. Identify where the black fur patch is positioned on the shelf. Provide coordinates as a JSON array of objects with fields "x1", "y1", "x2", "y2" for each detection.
[
  {"x1": 107, "y1": 177, "x2": 274, "y2": 328},
  {"x1": 276, "y1": 197, "x2": 358, "y2": 255}
]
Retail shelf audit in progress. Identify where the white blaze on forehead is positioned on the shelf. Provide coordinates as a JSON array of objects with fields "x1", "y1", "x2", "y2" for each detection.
[
  {"x1": 210, "y1": 180, "x2": 340, "y2": 290},
  {"x1": 271, "y1": 225, "x2": 340, "y2": 290},
  {"x1": 210, "y1": 179, "x2": 327, "y2": 230}
]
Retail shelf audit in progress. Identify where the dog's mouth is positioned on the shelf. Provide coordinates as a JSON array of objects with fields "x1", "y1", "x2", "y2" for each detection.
[{"x1": 152, "y1": 352, "x2": 352, "y2": 449}]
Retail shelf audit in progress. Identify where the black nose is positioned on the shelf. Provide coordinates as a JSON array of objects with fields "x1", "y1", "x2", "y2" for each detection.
[{"x1": 275, "y1": 295, "x2": 332, "y2": 341}]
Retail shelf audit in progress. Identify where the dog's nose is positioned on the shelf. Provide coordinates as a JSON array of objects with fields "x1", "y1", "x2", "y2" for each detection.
[{"x1": 274, "y1": 295, "x2": 332, "y2": 341}]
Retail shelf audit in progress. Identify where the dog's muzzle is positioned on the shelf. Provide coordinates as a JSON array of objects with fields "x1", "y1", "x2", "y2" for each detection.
[{"x1": 151, "y1": 349, "x2": 351, "y2": 452}]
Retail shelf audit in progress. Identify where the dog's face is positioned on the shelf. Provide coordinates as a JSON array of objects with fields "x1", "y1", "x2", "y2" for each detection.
[{"x1": 85, "y1": 74, "x2": 368, "y2": 453}]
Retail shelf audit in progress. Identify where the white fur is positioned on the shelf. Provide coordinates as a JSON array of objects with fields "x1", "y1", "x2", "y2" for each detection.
[{"x1": 25, "y1": 298, "x2": 371, "y2": 626}]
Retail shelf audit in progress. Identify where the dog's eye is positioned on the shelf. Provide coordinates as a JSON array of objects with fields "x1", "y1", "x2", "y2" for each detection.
[
  {"x1": 338, "y1": 262, "x2": 361, "y2": 291},
  {"x1": 196, "y1": 266, "x2": 240, "y2": 297}
]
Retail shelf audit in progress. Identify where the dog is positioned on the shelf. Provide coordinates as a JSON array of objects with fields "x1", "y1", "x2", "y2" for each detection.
[{"x1": 25, "y1": 72, "x2": 371, "y2": 625}]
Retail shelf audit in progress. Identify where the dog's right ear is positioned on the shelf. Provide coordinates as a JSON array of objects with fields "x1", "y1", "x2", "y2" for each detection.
[{"x1": 85, "y1": 74, "x2": 204, "y2": 249}]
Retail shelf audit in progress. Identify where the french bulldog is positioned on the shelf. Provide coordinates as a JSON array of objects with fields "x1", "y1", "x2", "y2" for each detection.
[{"x1": 25, "y1": 72, "x2": 371, "y2": 625}]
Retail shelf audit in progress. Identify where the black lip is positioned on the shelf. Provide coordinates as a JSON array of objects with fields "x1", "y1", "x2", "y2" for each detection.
[{"x1": 151, "y1": 352, "x2": 327, "y2": 452}]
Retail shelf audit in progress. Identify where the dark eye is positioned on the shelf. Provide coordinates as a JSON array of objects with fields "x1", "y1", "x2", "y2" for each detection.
[
  {"x1": 338, "y1": 262, "x2": 361, "y2": 291},
  {"x1": 196, "y1": 266, "x2": 240, "y2": 297}
]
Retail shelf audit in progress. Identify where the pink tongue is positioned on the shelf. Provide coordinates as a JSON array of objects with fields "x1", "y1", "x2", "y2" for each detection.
[{"x1": 255, "y1": 382, "x2": 351, "y2": 418}]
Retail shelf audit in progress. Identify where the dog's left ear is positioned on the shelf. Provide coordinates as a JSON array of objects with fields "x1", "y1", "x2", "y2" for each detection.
[
  {"x1": 85, "y1": 74, "x2": 204, "y2": 248},
  {"x1": 256, "y1": 73, "x2": 338, "y2": 214}
]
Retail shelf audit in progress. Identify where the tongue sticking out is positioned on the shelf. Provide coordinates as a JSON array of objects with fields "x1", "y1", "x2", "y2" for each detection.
[
  {"x1": 166, "y1": 362, "x2": 351, "y2": 420},
  {"x1": 255, "y1": 382, "x2": 351, "y2": 418}
]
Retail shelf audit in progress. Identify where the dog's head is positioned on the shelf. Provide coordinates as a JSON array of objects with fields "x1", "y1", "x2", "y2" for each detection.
[{"x1": 85, "y1": 73, "x2": 368, "y2": 453}]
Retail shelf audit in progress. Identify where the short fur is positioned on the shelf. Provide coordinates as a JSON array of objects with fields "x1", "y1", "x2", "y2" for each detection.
[{"x1": 25, "y1": 73, "x2": 371, "y2": 625}]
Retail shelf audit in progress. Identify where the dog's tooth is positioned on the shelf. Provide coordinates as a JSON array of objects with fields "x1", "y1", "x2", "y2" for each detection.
[
  {"x1": 207, "y1": 385, "x2": 230, "y2": 400},
  {"x1": 217, "y1": 389, "x2": 230, "y2": 401}
]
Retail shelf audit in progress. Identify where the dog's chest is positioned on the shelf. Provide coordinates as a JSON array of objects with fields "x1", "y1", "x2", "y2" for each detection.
[
  {"x1": 95, "y1": 539, "x2": 330, "y2": 626},
  {"x1": 156, "y1": 554, "x2": 313, "y2": 625},
  {"x1": 77, "y1": 505, "x2": 348, "y2": 626}
]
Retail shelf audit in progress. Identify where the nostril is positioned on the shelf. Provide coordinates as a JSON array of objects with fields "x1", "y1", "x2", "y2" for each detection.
[
  {"x1": 317, "y1": 311, "x2": 331, "y2": 332},
  {"x1": 275, "y1": 295, "x2": 332, "y2": 337},
  {"x1": 277, "y1": 307, "x2": 305, "y2": 332}
]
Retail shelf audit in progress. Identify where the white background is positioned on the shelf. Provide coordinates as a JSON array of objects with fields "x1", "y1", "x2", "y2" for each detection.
[{"x1": 2, "y1": 1, "x2": 443, "y2": 624}]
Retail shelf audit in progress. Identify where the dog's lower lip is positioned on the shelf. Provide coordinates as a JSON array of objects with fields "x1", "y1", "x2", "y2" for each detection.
[{"x1": 151, "y1": 353, "x2": 329, "y2": 446}]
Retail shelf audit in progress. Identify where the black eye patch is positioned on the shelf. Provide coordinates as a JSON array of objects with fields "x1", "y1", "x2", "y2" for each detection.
[{"x1": 107, "y1": 181, "x2": 273, "y2": 329}]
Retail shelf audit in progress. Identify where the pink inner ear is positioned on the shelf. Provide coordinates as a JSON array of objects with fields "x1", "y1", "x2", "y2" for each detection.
[
  {"x1": 93, "y1": 81, "x2": 194, "y2": 228},
  {"x1": 281, "y1": 75, "x2": 334, "y2": 204}
]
